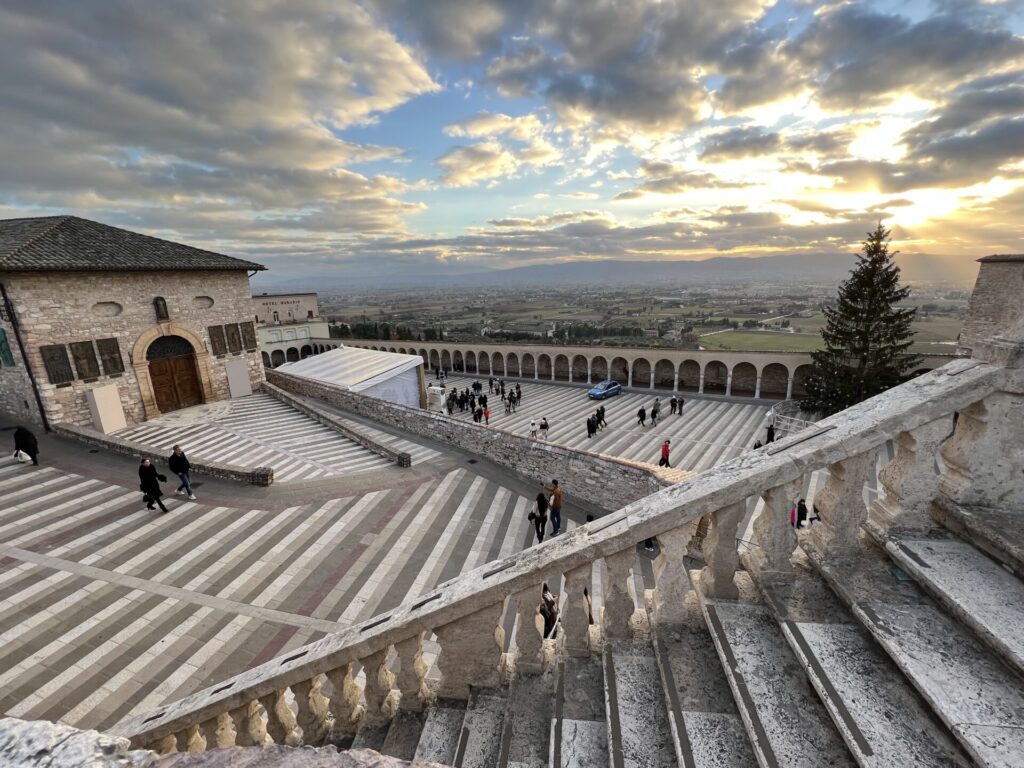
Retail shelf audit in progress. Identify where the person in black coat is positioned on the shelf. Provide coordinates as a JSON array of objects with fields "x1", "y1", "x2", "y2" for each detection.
[
  {"x1": 13, "y1": 426, "x2": 39, "y2": 466},
  {"x1": 139, "y1": 458, "x2": 169, "y2": 512}
]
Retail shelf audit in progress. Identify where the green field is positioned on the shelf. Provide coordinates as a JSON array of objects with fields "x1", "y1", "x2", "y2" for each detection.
[{"x1": 698, "y1": 331, "x2": 825, "y2": 352}]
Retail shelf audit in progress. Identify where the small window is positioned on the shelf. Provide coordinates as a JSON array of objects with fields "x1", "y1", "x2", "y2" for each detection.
[
  {"x1": 153, "y1": 297, "x2": 170, "y2": 322},
  {"x1": 0, "y1": 328, "x2": 14, "y2": 367},
  {"x1": 240, "y1": 321, "x2": 258, "y2": 351},
  {"x1": 40, "y1": 344, "x2": 74, "y2": 385},
  {"x1": 272, "y1": 311, "x2": 280, "y2": 322},
  {"x1": 225, "y1": 323, "x2": 242, "y2": 353},
  {"x1": 307, "y1": 310, "x2": 314, "y2": 319},
  {"x1": 69, "y1": 341, "x2": 101, "y2": 379},
  {"x1": 96, "y1": 338, "x2": 125, "y2": 375},
  {"x1": 208, "y1": 325, "x2": 227, "y2": 356}
]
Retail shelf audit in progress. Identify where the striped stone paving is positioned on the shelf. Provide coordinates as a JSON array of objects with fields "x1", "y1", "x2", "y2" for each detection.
[
  {"x1": 0, "y1": 455, "x2": 535, "y2": 731},
  {"x1": 442, "y1": 376, "x2": 772, "y2": 472},
  {"x1": 116, "y1": 393, "x2": 403, "y2": 482}
]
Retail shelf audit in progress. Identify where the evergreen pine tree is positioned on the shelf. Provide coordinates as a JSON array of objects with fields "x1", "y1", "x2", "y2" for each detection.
[{"x1": 800, "y1": 223, "x2": 919, "y2": 416}]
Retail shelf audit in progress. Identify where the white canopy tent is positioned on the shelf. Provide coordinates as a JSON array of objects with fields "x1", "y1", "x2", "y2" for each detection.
[{"x1": 276, "y1": 346, "x2": 425, "y2": 407}]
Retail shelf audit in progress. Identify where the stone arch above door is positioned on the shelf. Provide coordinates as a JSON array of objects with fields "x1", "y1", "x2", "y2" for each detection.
[{"x1": 131, "y1": 322, "x2": 216, "y2": 420}]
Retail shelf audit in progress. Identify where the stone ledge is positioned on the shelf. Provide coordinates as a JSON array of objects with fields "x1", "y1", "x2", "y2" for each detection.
[
  {"x1": 51, "y1": 422, "x2": 274, "y2": 487},
  {"x1": 259, "y1": 382, "x2": 412, "y2": 468},
  {"x1": 0, "y1": 716, "x2": 155, "y2": 767}
]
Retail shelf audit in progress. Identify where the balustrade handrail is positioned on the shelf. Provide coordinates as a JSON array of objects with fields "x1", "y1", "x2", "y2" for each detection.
[{"x1": 110, "y1": 357, "x2": 999, "y2": 747}]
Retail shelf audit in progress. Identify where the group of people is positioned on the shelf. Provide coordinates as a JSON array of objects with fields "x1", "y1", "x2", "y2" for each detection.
[
  {"x1": 752, "y1": 423, "x2": 776, "y2": 450},
  {"x1": 529, "y1": 418, "x2": 550, "y2": 440},
  {"x1": 636, "y1": 395, "x2": 683, "y2": 427},
  {"x1": 584, "y1": 406, "x2": 607, "y2": 438},
  {"x1": 791, "y1": 498, "x2": 821, "y2": 529},
  {"x1": 138, "y1": 445, "x2": 197, "y2": 512},
  {"x1": 530, "y1": 479, "x2": 563, "y2": 543}
]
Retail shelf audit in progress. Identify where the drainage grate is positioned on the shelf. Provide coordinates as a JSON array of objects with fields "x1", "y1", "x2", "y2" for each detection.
[
  {"x1": 89, "y1": 449, "x2": 99, "y2": 454},
  {"x1": 467, "y1": 459, "x2": 478, "y2": 464}
]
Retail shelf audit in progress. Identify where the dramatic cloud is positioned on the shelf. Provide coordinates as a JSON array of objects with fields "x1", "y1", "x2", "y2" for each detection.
[{"x1": 700, "y1": 127, "x2": 782, "y2": 160}]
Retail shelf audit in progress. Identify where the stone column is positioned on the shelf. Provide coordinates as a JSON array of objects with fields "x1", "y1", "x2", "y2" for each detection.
[
  {"x1": 871, "y1": 418, "x2": 950, "y2": 534},
  {"x1": 603, "y1": 547, "x2": 638, "y2": 640},
  {"x1": 673, "y1": 372, "x2": 679, "y2": 393},
  {"x1": 785, "y1": 376, "x2": 794, "y2": 400},
  {"x1": 652, "y1": 523, "x2": 697, "y2": 624},
  {"x1": 550, "y1": 366, "x2": 555, "y2": 382},
  {"x1": 754, "y1": 375, "x2": 762, "y2": 399},
  {"x1": 292, "y1": 675, "x2": 331, "y2": 745},
  {"x1": 699, "y1": 502, "x2": 745, "y2": 599},
  {"x1": 360, "y1": 648, "x2": 397, "y2": 726},
  {"x1": 324, "y1": 663, "x2": 364, "y2": 739},
  {"x1": 807, "y1": 450, "x2": 878, "y2": 556},
  {"x1": 435, "y1": 602, "x2": 505, "y2": 699},
  {"x1": 627, "y1": 368, "x2": 633, "y2": 388},
  {"x1": 513, "y1": 588, "x2": 545, "y2": 674},
  {"x1": 517, "y1": 359, "x2": 522, "y2": 377},
  {"x1": 395, "y1": 633, "x2": 429, "y2": 712},
  {"x1": 698, "y1": 371, "x2": 705, "y2": 394},
  {"x1": 649, "y1": 370, "x2": 655, "y2": 389},
  {"x1": 587, "y1": 361, "x2": 592, "y2": 384},
  {"x1": 725, "y1": 373, "x2": 733, "y2": 397},
  {"x1": 561, "y1": 563, "x2": 593, "y2": 657},
  {"x1": 749, "y1": 479, "x2": 803, "y2": 578}
]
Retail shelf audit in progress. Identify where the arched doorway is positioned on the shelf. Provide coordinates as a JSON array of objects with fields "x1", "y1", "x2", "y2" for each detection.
[{"x1": 147, "y1": 335, "x2": 203, "y2": 413}]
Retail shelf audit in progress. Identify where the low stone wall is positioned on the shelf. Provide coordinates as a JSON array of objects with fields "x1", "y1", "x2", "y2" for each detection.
[
  {"x1": 266, "y1": 370, "x2": 668, "y2": 509},
  {"x1": 260, "y1": 382, "x2": 412, "y2": 468},
  {"x1": 52, "y1": 422, "x2": 274, "y2": 487}
]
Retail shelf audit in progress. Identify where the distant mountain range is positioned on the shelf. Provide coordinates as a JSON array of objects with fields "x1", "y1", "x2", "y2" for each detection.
[{"x1": 252, "y1": 251, "x2": 979, "y2": 292}]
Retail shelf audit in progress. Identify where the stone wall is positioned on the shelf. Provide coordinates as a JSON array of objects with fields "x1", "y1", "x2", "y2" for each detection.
[
  {"x1": 0, "y1": 270, "x2": 265, "y2": 428},
  {"x1": 960, "y1": 255, "x2": 1024, "y2": 355},
  {"x1": 266, "y1": 370, "x2": 668, "y2": 509},
  {"x1": 0, "y1": 309, "x2": 41, "y2": 424}
]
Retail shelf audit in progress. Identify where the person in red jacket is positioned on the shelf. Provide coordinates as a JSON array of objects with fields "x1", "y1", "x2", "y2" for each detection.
[{"x1": 658, "y1": 439, "x2": 671, "y2": 467}]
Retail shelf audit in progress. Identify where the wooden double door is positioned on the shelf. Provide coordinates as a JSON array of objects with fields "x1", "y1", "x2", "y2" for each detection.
[{"x1": 149, "y1": 355, "x2": 203, "y2": 413}]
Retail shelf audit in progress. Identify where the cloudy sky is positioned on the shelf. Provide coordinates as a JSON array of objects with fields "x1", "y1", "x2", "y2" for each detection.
[{"x1": 1, "y1": 0, "x2": 1022, "y2": 278}]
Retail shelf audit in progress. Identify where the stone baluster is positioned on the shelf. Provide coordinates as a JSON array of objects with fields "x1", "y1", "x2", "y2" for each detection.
[
  {"x1": 173, "y1": 724, "x2": 202, "y2": 754},
  {"x1": 199, "y1": 712, "x2": 233, "y2": 751},
  {"x1": 258, "y1": 688, "x2": 301, "y2": 746},
  {"x1": 324, "y1": 663, "x2": 365, "y2": 739},
  {"x1": 435, "y1": 602, "x2": 505, "y2": 699},
  {"x1": 360, "y1": 648, "x2": 397, "y2": 726},
  {"x1": 394, "y1": 633, "x2": 429, "y2": 712},
  {"x1": 749, "y1": 479, "x2": 804, "y2": 578},
  {"x1": 651, "y1": 523, "x2": 697, "y2": 623},
  {"x1": 602, "y1": 547, "x2": 638, "y2": 640},
  {"x1": 292, "y1": 674, "x2": 331, "y2": 745},
  {"x1": 513, "y1": 587, "x2": 546, "y2": 674},
  {"x1": 699, "y1": 502, "x2": 746, "y2": 599},
  {"x1": 560, "y1": 563, "x2": 593, "y2": 656},
  {"x1": 228, "y1": 700, "x2": 267, "y2": 747},
  {"x1": 807, "y1": 450, "x2": 878, "y2": 556},
  {"x1": 871, "y1": 418, "x2": 951, "y2": 534},
  {"x1": 154, "y1": 734, "x2": 178, "y2": 754}
]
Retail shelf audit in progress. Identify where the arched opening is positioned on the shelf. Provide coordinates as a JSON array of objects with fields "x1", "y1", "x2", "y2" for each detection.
[
  {"x1": 610, "y1": 356, "x2": 629, "y2": 385},
  {"x1": 491, "y1": 352, "x2": 505, "y2": 376},
  {"x1": 731, "y1": 362, "x2": 758, "y2": 397},
  {"x1": 301, "y1": 345, "x2": 313, "y2": 358},
  {"x1": 554, "y1": 354, "x2": 570, "y2": 381},
  {"x1": 506, "y1": 353, "x2": 520, "y2": 377},
  {"x1": 419, "y1": 349, "x2": 429, "y2": 366},
  {"x1": 760, "y1": 363, "x2": 789, "y2": 398},
  {"x1": 146, "y1": 335, "x2": 203, "y2": 413},
  {"x1": 478, "y1": 352, "x2": 491, "y2": 375},
  {"x1": 261, "y1": 352, "x2": 271, "y2": 368},
  {"x1": 453, "y1": 350, "x2": 464, "y2": 372},
  {"x1": 679, "y1": 360, "x2": 700, "y2": 391},
  {"x1": 466, "y1": 351, "x2": 477, "y2": 373},
  {"x1": 389, "y1": 347, "x2": 397, "y2": 353},
  {"x1": 632, "y1": 357, "x2": 652, "y2": 388},
  {"x1": 591, "y1": 355, "x2": 608, "y2": 382},
  {"x1": 704, "y1": 360, "x2": 728, "y2": 393},
  {"x1": 271, "y1": 349, "x2": 285, "y2": 367},
  {"x1": 286, "y1": 347, "x2": 300, "y2": 363},
  {"x1": 521, "y1": 353, "x2": 535, "y2": 378},
  {"x1": 792, "y1": 364, "x2": 814, "y2": 399},
  {"x1": 571, "y1": 355, "x2": 589, "y2": 382},
  {"x1": 654, "y1": 359, "x2": 674, "y2": 389},
  {"x1": 441, "y1": 350, "x2": 452, "y2": 371},
  {"x1": 429, "y1": 349, "x2": 440, "y2": 370},
  {"x1": 537, "y1": 354, "x2": 552, "y2": 379},
  {"x1": 397, "y1": 347, "x2": 407, "y2": 354}
]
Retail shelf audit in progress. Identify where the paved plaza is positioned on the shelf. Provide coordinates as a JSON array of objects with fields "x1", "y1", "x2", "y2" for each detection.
[{"x1": 441, "y1": 376, "x2": 772, "y2": 472}]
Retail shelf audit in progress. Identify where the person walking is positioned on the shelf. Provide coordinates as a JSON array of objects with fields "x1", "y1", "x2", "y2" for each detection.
[
  {"x1": 483, "y1": 406, "x2": 490, "y2": 425},
  {"x1": 540, "y1": 417, "x2": 549, "y2": 440},
  {"x1": 515, "y1": 383, "x2": 522, "y2": 402},
  {"x1": 12, "y1": 426, "x2": 39, "y2": 466},
  {"x1": 669, "y1": 395, "x2": 677, "y2": 415},
  {"x1": 795, "y1": 498, "x2": 809, "y2": 529},
  {"x1": 752, "y1": 439, "x2": 763, "y2": 449},
  {"x1": 586, "y1": 416, "x2": 596, "y2": 439},
  {"x1": 504, "y1": 395, "x2": 512, "y2": 415},
  {"x1": 540, "y1": 583, "x2": 560, "y2": 639},
  {"x1": 530, "y1": 419, "x2": 538, "y2": 438},
  {"x1": 678, "y1": 396, "x2": 684, "y2": 415},
  {"x1": 597, "y1": 405, "x2": 607, "y2": 428},
  {"x1": 658, "y1": 439, "x2": 671, "y2": 467},
  {"x1": 637, "y1": 406, "x2": 647, "y2": 427},
  {"x1": 168, "y1": 445, "x2": 197, "y2": 500},
  {"x1": 545, "y1": 479, "x2": 563, "y2": 535},
  {"x1": 139, "y1": 458, "x2": 169, "y2": 513},
  {"x1": 651, "y1": 400, "x2": 660, "y2": 426},
  {"x1": 766, "y1": 423, "x2": 776, "y2": 443},
  {"x1": 531, "y1": 492, "x2": 549, "y2": 543}
]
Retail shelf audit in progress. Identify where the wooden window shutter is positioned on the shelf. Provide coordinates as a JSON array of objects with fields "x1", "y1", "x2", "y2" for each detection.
[
  {"x1": 96, "y1": 338, "x2": 125, "y2": 375},
  {"x1": 69, "y1": 341, "x2": 101, "y2": 379},
  {"x1": 40, "y1": 344, "x2": 74, "y2": 384},
  {"x1": 208, "y1": 325, "x2": 227, "y2": 356},
  {"x1": 225, "y1": 323, "x2": 242, "y2": 353},
  {"x1": 240, "y1": 321, "x2": 257, "y2": 351}
]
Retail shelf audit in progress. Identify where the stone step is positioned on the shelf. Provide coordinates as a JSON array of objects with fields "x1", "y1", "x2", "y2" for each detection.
[
  {"x1": 696, "y1": 582, "x2": 856, "y2": 768},
  {"x1": 414, "y1": 700, "x2": 467, "y2": 766},
  {"x1": 380, "y1": 710, "x2": 427, "y2": 761},
  {"x1": 497, "y1": 671, "x2": 554, "y2": 768},
  {"x1": 652, "y1": 590, "x2": 755, "y2": 768},
  {"x1": 804, "y1": 540, "x2": 1024, "y2": 767},
  {"x1": 457, "y1": 689, "x2": 507, "y2": 768},
  {"x1": 870, "y1": 529, "x2": 1024, "y2": 678},
  {"x1": 930, "y1": 502, "x2": 1024, "y2": 579},
  {"x1": 350, "y1": 722, "x2": 388, "y2": 752},
  {"x1": 757, "y1": 566, "x2": 971, "y2": 768},
  {"x1": 554, "y1": 655, "x2": 607, "y2": 768},
  {"x1": 604, "y1": 640, "x2": 677, "y2": 768}
]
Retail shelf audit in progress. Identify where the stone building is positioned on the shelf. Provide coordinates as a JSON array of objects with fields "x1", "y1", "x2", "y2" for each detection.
[
  {"x1": 252, "y1": 292, "x2": 319, "y2": 324},
  {"x1": 0, "y1": 216, "x2": 266, "y2": 429}
]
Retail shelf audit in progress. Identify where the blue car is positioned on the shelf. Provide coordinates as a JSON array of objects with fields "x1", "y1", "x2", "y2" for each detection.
[{"x1": 588, "y1": 380, "x2": 622, "y2": 399}]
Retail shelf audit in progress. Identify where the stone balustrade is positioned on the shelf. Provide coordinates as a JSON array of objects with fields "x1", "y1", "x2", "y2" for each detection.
[{"x1": 108, "y1": 355, "x2": 1005, "y2": 755}]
